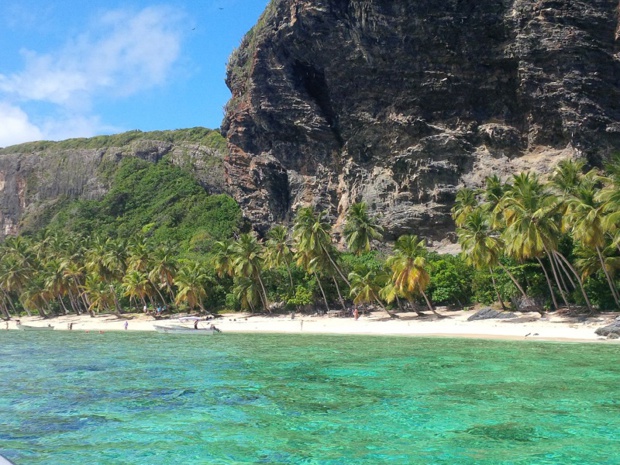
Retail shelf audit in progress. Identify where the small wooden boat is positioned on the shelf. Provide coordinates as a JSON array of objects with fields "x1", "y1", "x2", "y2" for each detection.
[{"x1": 16, "y1": 324, "x2": 54, "y2": 331}]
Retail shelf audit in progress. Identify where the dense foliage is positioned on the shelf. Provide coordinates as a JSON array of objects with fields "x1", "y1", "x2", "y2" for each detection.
[
  {"x1": 0, "y1": 127, "x2": 226, "y2": 154},
  {"x1": 0, "y1": 156, "x2": 618, "y2": 319}
]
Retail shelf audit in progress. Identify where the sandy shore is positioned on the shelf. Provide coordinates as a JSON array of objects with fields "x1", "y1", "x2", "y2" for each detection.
[{"x1": 4, "y1": 309, "x2": 619, "y2": 342}]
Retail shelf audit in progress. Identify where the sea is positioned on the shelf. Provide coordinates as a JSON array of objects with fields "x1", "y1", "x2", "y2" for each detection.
[{"x1": 0, "y1": 332, "x2": 619, "y2": 464}]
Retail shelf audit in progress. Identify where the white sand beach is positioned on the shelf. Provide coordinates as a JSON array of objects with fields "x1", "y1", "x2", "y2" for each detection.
[{"x1": 5, "y1": 309, "x2": 620, "y2": 342}]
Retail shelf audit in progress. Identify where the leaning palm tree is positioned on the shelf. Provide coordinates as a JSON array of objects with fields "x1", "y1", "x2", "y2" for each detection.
[
  {"x1": 293, "y1": 206, "x2": 349, "y2": 285},
  {"x1": 564, "y1": 172, "x2": 620, "y2": 308},
  {"x1": 344, "y1": 202, "x2": 383, "y2": 255},
  {"x1": 457, "y1": 208, "x2": 528, "y2": 309},
  {"x1": 348, "y1": 269, "x2": 391, "y2": 317},
  {"x1": 597, "y1": 154, "x2": 620, "y2": 254},
  {"x1": 499, "y1": 172, "x2": 579, "y2": 311},
  {"x1": 386, "y1": 235, "x2": 438, "y2": 315}
]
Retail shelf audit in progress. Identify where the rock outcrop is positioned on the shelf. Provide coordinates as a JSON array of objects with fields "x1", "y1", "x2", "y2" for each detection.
[
  {"x1": 0, "y1": 129, "x2": 227, "y2": 239},
  {"x1": 222, "y1": 0, "x2": 620, "y2": 240}
]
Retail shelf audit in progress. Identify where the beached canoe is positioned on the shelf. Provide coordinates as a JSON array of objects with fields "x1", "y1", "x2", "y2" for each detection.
[{"x1": 16, "y1": 324, "x2": 54, "y2": 331}]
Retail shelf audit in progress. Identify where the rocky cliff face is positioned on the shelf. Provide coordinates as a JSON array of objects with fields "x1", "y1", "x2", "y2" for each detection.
[
  {"x1": 0, "y1": 130, "x2": 227, "y2": 239},
  {"x1": 222, "y1": 0, "x2": 620, "y2": 241}
]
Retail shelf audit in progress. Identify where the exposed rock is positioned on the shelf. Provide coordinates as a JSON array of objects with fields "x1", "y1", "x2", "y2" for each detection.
[
  {"x1": 467, "y1": 308, "x2": 517, "y2": 321},
  {"x1": 223, "y1": 0, "x2": 620, "y2": 238},
  {"x1": 595, "y1": 321, "x2": 620, "y2": 337},
  {"x1": 0, "y1": 130, "x2": 227, "y2": 239}
]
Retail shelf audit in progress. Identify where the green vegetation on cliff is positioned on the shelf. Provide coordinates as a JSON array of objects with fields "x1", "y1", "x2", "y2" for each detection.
[
  {"x1": 0, "y1": 127, "x2": 227, "y2": 154},
  {"x1": 45, "y1": 157, "x2": 241, "y2": 245}
]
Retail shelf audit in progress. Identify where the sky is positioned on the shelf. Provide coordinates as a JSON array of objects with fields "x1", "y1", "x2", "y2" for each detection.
[{"x1": 0, "y1": 0, "x2": 270, "y2": 147}]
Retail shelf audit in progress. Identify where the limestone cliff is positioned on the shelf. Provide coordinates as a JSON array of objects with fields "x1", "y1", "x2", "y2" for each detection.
[
  {"x1": 0, "y1": 129, "x2": 227, "y2": 239},
  {"x1": 222, "y1": 0, "x2": 620, "y2": 241}
]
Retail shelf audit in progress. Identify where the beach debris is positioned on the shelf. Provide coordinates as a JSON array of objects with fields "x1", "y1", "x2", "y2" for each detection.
[{"x1": 467, "y1": 308, "x2": 517, "y2": 321}]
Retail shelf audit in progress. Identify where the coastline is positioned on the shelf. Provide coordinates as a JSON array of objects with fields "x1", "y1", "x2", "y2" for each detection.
[{"x1": 4, "y1": 309, "x2": 619, "y2": 343}]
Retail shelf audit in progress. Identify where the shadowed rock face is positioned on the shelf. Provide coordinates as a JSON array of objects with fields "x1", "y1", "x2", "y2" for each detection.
[{"x1": 222, "y1": 0, "x2": 620, "y2": 241}]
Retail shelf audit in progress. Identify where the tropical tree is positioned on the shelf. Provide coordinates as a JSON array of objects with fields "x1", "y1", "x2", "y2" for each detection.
[
  {"x1": 457, "y1": 208, "x2": 527, "y2": 310},
  {"x1": 348, "y1": 269, "x2": 390, "y2": 316},
  {"x1": 231, "y1": 232, "x2": 270, "y2": 312},
  {"x1": 175, "y1": 261, "x2": 210, "y2": 313},
  {"x1": 564, "y1": 171, "x2": 620, "y2": 308},
  {"x1": 263, "y1": 225, "x2": 295, "y2": 290},
  {"x1": 498, "y1": 172, "x2": 574, "y2": 310},
  {"x1": 451, "y1": 188, "x2": 478, "y2": 227},
  {"x1": 386, "y1": 235, "x2": 438, "y2": 315},
  {"x1": 344, "y1": 202, "x2": 383, "y2": 255}
]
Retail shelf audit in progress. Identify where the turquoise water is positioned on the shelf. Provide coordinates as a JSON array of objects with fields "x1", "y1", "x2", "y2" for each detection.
[{"x1": 0, "y1": 332, "x2": 619, "y2": 464}]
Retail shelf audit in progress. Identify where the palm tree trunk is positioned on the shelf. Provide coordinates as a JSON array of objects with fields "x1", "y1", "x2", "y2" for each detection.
[
  {"x1": 332, "y1": 276, "x2": 347, "y2": 311},
  {"x1": 489, "y1": 267, "x2": 507, "y2": 311},
  {"x1": 421, "y1": 290, "x2": 439, "y2": 316},
  {"x1": 595, "y1": 246, "x2": 620, "y2": 308},
  {"x1": 256, "y1": 273, "x2": 270, "y2": 313},
  {"x1": 553, "y1": 253, "x2": 577, "y2": 290},
  {"x1": 373, "y1": 294, "x2": 394, "y2": 318},
  {"x1": 1, "y1": 290, "x2": 15, "y2": 317},
  {"x1": 536, "y1": 257, "x2": 559, "y2": 310},
  {"x1": 554, "y1": 251, "x2": 595, "y2": 313},
  {"x1": 314, "y1": 272, "x2": 330, "y2": 313},
  {"x1": 321, "y1": 245, "x2": 350, "y2": 286},
  {"x1": 543, "y1": 246, "x2": 570, "y2": 309},
  {"x1": 57, "y1": 296, "x2": 70, "y2": 315},
  {"x1": 496, "y1": 262, "x2": 528, "y2": 298},
  {"x1": 148, "y1": 278, "x2": 166, "y2": 306}
]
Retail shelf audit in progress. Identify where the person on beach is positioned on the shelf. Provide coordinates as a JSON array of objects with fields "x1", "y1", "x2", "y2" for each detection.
[
  {"x1": 353, "y1": 308, "x2": 359, "y2": 320},
  {"x1": 194, "y1": 319, "x2": 199, "y2": 329},
  {"x1": 124, "y1": 321, "x2": 128, "y2": 330}
]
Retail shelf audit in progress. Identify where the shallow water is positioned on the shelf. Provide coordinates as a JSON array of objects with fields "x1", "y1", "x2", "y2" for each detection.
[{"x1": 0, "y1": 332, "x2": 619, "y2": 464}]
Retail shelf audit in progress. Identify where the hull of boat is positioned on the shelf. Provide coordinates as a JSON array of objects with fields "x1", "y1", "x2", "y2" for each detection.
[
  {"x1": 16, "y1": 324, "x2": 54, "y2": 331},
  {"x1": 153, "y1": 325, "x2": 214, "y2": 335}
]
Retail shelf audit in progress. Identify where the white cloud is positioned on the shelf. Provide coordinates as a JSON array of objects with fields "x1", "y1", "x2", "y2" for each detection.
[
  {"x1": 0, "y1": 102, "x2": 43, "y2": 147},
  {"x1": 0, "y1": 6, "x2": 186, "y2": 145}
]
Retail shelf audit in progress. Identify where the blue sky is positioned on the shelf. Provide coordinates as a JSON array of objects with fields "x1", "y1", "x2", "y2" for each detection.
[{"x1": 0, "y1": 0, "x2": 269, "y2": 147}]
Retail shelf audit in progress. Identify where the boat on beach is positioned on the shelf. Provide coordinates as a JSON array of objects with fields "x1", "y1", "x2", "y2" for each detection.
[
  {"x1": 153, "y1": 317, "x2": 220, "y2": 335},
  {"x1": 16, "y1": 324, "x2": 54, "y2": 331}
]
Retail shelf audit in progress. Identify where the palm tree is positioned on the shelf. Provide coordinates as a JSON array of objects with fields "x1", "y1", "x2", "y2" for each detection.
[
  {"x1": 564, "y1": 172, "x2": 620, "y2": 308},
  {"x1": 457, "y1": 208, "x2": 528, "y2": 310},
  {"x1": 175, "y1": 261, "x2": 210, "y2": 313},
  {"x1": 451, "y1": 188, "x2": 478, "y2": 227},
  {"x1": 123, "y1": 270, "x2": 151, "y2": 310},
  {"x1": 212, "y1": 239, "x2": 235, "y2": 279},
  {"x1": 386, "y1": 235, "x2": 438, "y2": 315},
  {"x1": 149, "y1": 245, "x2": 178, "y2": 304},
  {"x1": 498, "y1": 172, "x2": 575, "y2": 310},
  {"x1": 597, "y1": 154, "x2": 620, "y2": 254},
  {"x1": 232, "y1": 232, "x2": 270, "y2": 312},
  {"x1": 232, "y1": 276, "x2": 261, "y2": 313},
  {"x1": 348, "y1": 269, "x2": 390, "y2": 316},
  {"x1": 263, "y1": 225, "x2": 295, "y2": 290},
  {"x1": 344, "y1": 202, "x2": 383, "y2": 255},
  {"x1": 293, "y1": 207, "x2": 349, "y2": 284}
]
